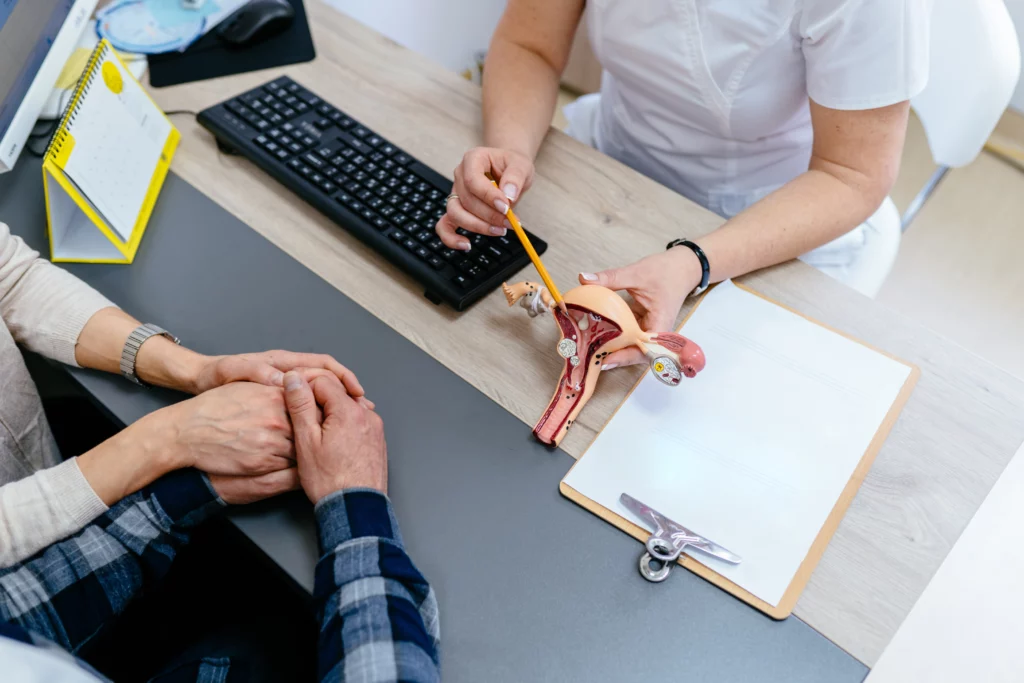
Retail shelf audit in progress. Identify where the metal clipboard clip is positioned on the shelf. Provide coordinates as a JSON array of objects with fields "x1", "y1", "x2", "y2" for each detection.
[{"x1": 620, "y1": 492, "x2": 742, "y2": 583}]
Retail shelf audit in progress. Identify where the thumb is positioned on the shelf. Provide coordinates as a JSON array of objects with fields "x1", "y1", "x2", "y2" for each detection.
[
  {"x1": 496, "y1": 155, "x2": 532, "y2": 206},
  {"x1": 578, "y1": 266, "x2": 632, "y2": 292},
  {"x1": 283, "y1": 371, "x2": 320, "y2": 438}
]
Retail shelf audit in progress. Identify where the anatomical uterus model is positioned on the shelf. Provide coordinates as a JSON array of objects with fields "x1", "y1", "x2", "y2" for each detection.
[{"x1": 502, "y1": 281, "x2": 706, "y2": 447}]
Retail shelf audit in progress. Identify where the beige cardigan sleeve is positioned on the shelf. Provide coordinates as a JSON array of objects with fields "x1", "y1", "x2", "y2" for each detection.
[
  {"x1": 0, "y1": 458, "x2": 108, "y2": 567},
  {"x1": 0, "y1": 221, "x2": 116, "y2": 366}
]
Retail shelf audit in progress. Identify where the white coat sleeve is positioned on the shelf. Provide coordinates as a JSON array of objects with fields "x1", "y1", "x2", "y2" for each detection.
[{"x1": 801, "y1": 0, "x2": 932, "y2": 110}]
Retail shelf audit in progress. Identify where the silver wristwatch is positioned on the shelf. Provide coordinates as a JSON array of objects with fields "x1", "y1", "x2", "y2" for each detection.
[{"x1": 120, "y1": 324, "x2": 180, "y2": 386}]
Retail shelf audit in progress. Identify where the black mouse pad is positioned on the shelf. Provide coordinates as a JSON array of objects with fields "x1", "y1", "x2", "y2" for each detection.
[{"x1": 148, "y1": 0, "x2": 315, "y2": 88}]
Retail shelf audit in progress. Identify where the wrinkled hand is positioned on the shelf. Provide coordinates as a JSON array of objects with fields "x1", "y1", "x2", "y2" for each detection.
[
  {"x1": 153, "y1": 382, "x2": 296, "y2": 476},
  {"x1": 191, "y1": 350, "x2": 367, "y2": 400},
  {"x1": 208, "y1": 469, "x2": 301, "y2": 505},
  {"x1": 282, "y1": 372, "x2": 388, "y2": 504},
  {"x1": 436, "y1": 147, "x2": 535, "y2": 251},
  {"x1": 579, "y1": 248, "x2": 702, "y2": 368}
]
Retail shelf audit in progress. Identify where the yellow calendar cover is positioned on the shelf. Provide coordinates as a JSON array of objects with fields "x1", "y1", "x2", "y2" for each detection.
[{"x1": 42, "y1": 39, "x2": 179, "y2": 263}]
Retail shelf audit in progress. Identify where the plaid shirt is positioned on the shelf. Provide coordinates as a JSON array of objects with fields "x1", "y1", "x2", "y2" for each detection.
[{"x1": 0, "y1": 469, "x2": 440, "y2": 683}]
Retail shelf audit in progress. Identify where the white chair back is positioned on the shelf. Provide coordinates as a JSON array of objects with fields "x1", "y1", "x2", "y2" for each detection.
[{"x1": 912, "y1": 0, "x2": 1021, "y2": 167}]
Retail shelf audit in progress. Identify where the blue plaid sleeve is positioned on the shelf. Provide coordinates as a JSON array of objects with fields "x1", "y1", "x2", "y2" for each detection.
[
  {"x1": 313, "y1": 489, "x2": 440, "y2": 683},
  {"x1": 0, "y1": 468, "x2": 223, "y2": 653}
]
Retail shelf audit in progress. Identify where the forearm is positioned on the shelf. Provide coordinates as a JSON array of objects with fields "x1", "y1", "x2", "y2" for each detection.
[
  {"x1": 74, "y1": 307, "x2": 206, "y2": 393},
  {"x1": 313, "y1": 489, "x2": 440, "y2": 683},
  {"x1": 0, "y1": 469, "x2": 223, "y2": 651},
  {"x1": 76, "y1": 412, "x2": 182, "y2": 506},
  {"x1": 482, "y1": 37, "x2": 563, "y2": 160},
  {"x1": 697, "y1": 167, "x2": 888, "y2": 284}
]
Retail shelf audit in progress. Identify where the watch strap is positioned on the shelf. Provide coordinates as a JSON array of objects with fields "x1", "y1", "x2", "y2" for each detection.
[
  {"x1": 666, "y1": 238, "x2": 710, "y2": 296},
  {"x1": 120, "y1": 324, "x2": 180, "y2": 386}
]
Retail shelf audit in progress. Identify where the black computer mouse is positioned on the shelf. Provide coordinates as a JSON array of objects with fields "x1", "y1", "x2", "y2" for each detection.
[{"x1": 217, "y1": 0, "x2": 295, "y2": 46}]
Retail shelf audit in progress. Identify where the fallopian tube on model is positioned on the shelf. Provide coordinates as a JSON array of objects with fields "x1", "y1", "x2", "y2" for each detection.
[{"x1": 502, "y1": 281, "x2": 706, "y2": 447}]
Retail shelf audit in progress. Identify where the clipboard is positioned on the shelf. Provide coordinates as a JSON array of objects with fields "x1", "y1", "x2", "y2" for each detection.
[{"x1": 559, "y1": 280, "x2": 920, "y2": 619}]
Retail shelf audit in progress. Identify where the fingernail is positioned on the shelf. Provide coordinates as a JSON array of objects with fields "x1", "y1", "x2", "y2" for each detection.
[
  {"x1": 502, "y1": 183, "x2": 518, "y2": 201},
  {"x1": 284, "y1": 372, "x2": 303, "y2": 390},
  {"x1": 504, "y1": 218, "x2": 512, "y2": 229},
  {"x1": 494, "y1": 199, "x2": 508, "y2": 214},
  {"x1": 580, "y1": 272, "x2": 597, "y2": 282},
  {"x1": 602, "y1": 363, "x2": 618, "y2": 371},
  {"x1": 490, "y1": 225, "x2": 507, "y2": 236},
  {"x1": 270, "y1": 371, "x2": 285, "y2": 386},
  {"x1": 458, "y1": 240, "x2": 472, "y2": 251}
]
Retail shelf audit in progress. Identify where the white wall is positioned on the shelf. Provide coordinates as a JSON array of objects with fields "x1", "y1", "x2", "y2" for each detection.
[
  {"x1": 1006, "y1": 0, "x2": 1024, "y2": 111},
  {"x1": 322, "y1": 0, "x2": 506, "y2": 74}
]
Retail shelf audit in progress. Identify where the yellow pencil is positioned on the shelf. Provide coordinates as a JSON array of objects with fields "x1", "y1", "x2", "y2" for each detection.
[{"x1": 491, "y1": 180, "x2": 568, "y2": 316}]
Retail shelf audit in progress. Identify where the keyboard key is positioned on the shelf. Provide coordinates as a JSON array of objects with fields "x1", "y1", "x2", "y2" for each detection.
[
  {"x1": 255, "y1": 134, "x2": 269, "y2": 146},
  {"x1": 287, "y1": 142, "x2": 303, "y2": 154},
  {"x1": 335, "y1": 191, "x2": 354, "y2": 205},
  {"x1": 415, "y1": 246, "x2": 431, "y2": 260},
  {"x1": 297, "y1": 164, "x2": 314, "y2": 178},
  {"x1": 364, "y1": 178, "x2": 378, "y2": 190},
  {"x1": 402, "y1": 222, "x2": 419, "y2": 234},
  {"x1": 318, "y1": 180, "x2": 337, "y2": 194},
  {"x1": 303, "y1": 153, "x2": 325, "y2": 169},
  {"x1": 316, "y1": 103, "x2": 334, "y2": 116},
  {"x1": 345, "y1": 181, "x2": 361, "y2": 194},
  {"x1": 267, "y1": 128, "x2": 282, "y2": 138},
  {"x1": 452, "y1": 274, "x2": 471, "y2": 289},
  {"x1": 467, "y1": 265, "x2": 483, "y2": 279},
  {"x1": 301, "y1": 135, "x2": 316, "y2": 147},
  {"x1": 353, "y1": 171, "x2": 369, "y2": 183},
  {"x1": 313, "y1": 118, "x2": 332, "y2": 130},
  {"x1": 379, "y1": 206, "x2": 396, "y2": 217},
  {"x1": 317, "y1": 146, "x2": 334, "y2": 158},
  {"x1": 392, "y1": 213, "x2": 409, "y2": 226},
  {"x1": 370, "y1": 151, "x2": 386, "y2": 162},
  {"x1": 387, "y1": 194, "x2": 402, "y2": 206},
  {"x1": 485, "y1": 244, "x2": 509, "y2": 262},
  {"x1": 281, "y1": 108, "x2": 296, "y2": 118},
  {"x1": 388, "y1": 230, "x2": 405, "y2": 244},
  {"x1": 415, "y1": 230, "x2": 433, "y2": 243},
  {"x1": 375, "y1": 185, "x2": 392, "y2": 199},
  {"x1": 440, "y1": 248, "x2": 460, "y2": 262},
  {"x1": 330, "y1": 112, "x2": 354, "y2": 128},
  {"x1": 392, "y1": 166, "x2": 408, "y2": 178},
  {"x1": 287, "y1": 159, "x2": 303, "y2": 172},
  {"x1": 265, "y1": 141, "x2": 280, "y2": 153},
  {"x1": 352, "y1": 126, "x2": 371, "y2": 138},
  {"x1": 368, "y1": 197, "x2": 384, "y2": 209},
  {"x1": 403, "y1": 238, "x2": 418, "y2": 251},
  {"x1": 349, "y1": 200, "x2": 365, "y2": 213},
  {"x1": 372, "y1": 216, "x2": 389, "y2": 231},
  {"x1": 366, "y1": 135, "x2": 383, "y2": 147},
  {"x1": 416, "y1": 181, "x2": 430, "y2": 193},
  {"x1": 294, "y1": 102, "x2": 309, "y2": 113},
  {"x1": 274, "y1": 149, "x2": 289, "y2": 160},
  {"x1": 341, "y1": 163, "x2": 358, "y2": 175},
  {"x1": 323, "y1": 166, "x2": 338, "y2": 178},
  {"x1": 380, "y1": 144, "x2": 398, "y2": 156},
  {"x1": 269, "y1": 114, "x2": 283, "y2": 125},
  {"x1": 474, "y1": 253, "x2": 496, "y2": 270},
  {"x1": 282, "y1": 122, "x2": 296, "y2": 133},
  {"x1": 357, "y1": 189, "x2": 373, "y2": 201},
  {"x1": 428, "y1": 238, "x2": 445, "y2": 252},
  {"x1": 394, "y1": 152, "x2": 413, "y2": 165},
  {"x1": 284, "y1": 95, "x2": 299, "y2": 105},
  {"x1": 427, "y1": 255, "x2": 444, "y2": 270},
  {"x1": 311, "y1": 173, "x2": 325, "y2": 184}
]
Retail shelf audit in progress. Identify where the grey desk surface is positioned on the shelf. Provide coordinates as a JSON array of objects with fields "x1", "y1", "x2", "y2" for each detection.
[{"x1": 0, "y1": 157, "x2": 865, "y2": 683}]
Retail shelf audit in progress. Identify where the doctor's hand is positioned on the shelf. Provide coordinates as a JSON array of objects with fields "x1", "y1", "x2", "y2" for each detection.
[
  {"x1": 436, "y1": 147, "x2": 535, "y2": 251},
  {"x1": 579, "y1": 249, "x2": 702, "y2": 369}
]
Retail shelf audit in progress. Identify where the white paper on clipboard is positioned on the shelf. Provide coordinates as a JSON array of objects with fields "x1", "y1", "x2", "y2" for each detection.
[{"x1": 562, "y1": 280, "x2": 913, "y2": 607}]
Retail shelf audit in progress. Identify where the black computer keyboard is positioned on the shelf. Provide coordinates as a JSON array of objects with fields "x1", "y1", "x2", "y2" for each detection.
[{"x1": 197, "y1": 76, "x2": 548, "y2": 311}]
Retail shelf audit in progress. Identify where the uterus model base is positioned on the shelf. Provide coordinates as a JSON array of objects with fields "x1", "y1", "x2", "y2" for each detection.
[{"x1": 502, "y1": 281, "x2": 706, "y2": 447}]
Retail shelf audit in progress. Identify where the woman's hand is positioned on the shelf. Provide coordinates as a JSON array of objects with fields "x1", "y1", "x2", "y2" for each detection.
[
  {"x1": 143, "y1": 382, "x2": 298, "y2": 476},
  {"x1": 436, "y1": 147, "x2": 535, "y2": 251},
  {"x1": 579, "y1": 248, "x2": 703, "y2": 368},
  {"x1": 189, "y1": 350, "x2": 366, "y2": 400}
]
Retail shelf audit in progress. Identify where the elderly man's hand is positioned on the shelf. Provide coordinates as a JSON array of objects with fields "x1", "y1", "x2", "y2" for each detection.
[{"x1": 282, "y1": 372, "x2": 387, "y2": 504}]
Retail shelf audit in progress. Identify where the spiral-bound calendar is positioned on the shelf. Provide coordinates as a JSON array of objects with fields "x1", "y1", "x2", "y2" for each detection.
[{"x1": 42, "y1": 39, "x2": 179, "y2": 263}]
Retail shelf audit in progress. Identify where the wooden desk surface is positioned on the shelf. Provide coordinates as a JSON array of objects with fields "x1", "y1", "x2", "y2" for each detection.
[{"x1": 146, "y1": 1, "x2": 1024, "y2": 665}]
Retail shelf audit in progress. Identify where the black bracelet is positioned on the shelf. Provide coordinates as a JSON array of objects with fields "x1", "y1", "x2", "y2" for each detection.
[{"x1": 666, "y1": 238, "x2": 710, "y2": 295}]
